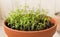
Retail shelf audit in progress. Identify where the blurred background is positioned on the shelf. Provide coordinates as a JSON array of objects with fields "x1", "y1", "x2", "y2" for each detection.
[
  {"x1": 0, "y1": 0, "x2": 59, "y2": 20},
  {"x1": 0, "y1": 0, "x2": 58, "y2": 20}
]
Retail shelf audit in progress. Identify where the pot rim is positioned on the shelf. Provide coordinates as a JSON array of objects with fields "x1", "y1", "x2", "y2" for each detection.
[{"x1": 4, "y1": 18, "x2": 57, "y2": 33}]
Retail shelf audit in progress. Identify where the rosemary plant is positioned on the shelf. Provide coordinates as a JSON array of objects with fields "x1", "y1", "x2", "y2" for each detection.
[{"x1": 5, "y1": 6, "x2": 54, "y2": 31}]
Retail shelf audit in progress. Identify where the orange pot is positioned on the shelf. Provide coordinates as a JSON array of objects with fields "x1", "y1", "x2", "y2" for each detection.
[{"x1": 4, "y1": 18, "x2": 57, "y2": 37}]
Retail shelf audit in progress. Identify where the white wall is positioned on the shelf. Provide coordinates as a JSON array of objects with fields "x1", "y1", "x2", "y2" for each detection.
[
  {"x1": 0, "y1": 0, "x2": 60, "y2": 19},
  {"x1": 0, "y1": 0, "x2": 13, "y2": 19},
  {"x1": 56, "y1": 0, "x2": 60, "y2": 12}
]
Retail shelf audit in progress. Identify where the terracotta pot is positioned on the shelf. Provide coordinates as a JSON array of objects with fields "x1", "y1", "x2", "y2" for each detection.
[{"x1": 4, "y1": 18, "x2": 57, "y2": 37}]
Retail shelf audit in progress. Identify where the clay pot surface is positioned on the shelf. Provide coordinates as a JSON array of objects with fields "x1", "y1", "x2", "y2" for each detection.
[{"x1": 4, "y1": 18, "x2": 57, "y2": 37}]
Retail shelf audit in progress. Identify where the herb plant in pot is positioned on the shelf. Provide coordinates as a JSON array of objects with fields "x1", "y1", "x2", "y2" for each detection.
[{"x1": 4, "y1": 6, "x2": 57, "y2": 37}]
